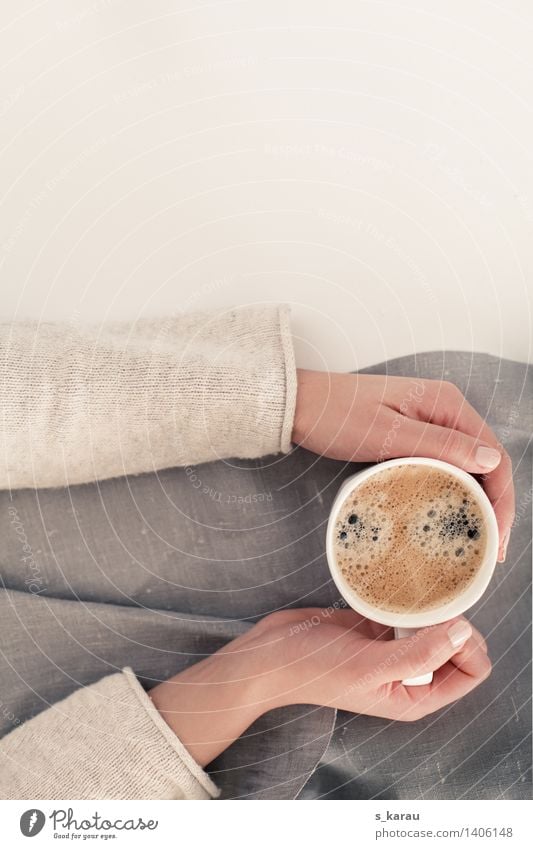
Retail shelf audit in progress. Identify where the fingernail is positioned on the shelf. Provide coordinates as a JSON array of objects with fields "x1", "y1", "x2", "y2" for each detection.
[
  {"x1": 498, "y1": 528, "x2": 510, "y2": 563},
  {"x1": 475, "y1": 446, "x2": 501, "y2": 470},
  {"x1": 447, "y1": 620, "x2": 472, "y2": 649}
]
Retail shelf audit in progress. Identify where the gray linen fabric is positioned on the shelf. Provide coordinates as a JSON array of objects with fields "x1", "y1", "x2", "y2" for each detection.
[{"x1": 0, "y1": 352, "x2": 531, "y2": 799}]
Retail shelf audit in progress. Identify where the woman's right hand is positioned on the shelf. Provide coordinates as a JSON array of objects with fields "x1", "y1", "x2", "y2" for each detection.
[
  {"x1": 292, "y1": 371, "x2": 514, "y2": 561},
  {"x1": 150, "y1": 607, "x2": 491, "y2": 767}
]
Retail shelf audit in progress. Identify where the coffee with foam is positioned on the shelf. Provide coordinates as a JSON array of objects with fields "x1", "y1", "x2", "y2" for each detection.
[{"x1": 333, "y1": 464, "x2": 487, "y2": 614}]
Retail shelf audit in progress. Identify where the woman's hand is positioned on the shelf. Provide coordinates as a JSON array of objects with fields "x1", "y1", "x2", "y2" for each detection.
[
  {"x1": 149, "y1": 607, "x2": 490, "y2": 767},
  {"x1": 292, "y1": 370, "x2": 514, "y2": 561}
]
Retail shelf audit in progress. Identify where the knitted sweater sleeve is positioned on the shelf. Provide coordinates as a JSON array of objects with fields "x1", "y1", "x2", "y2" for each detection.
[
  {"x1": 0, "y1": 304, "x2": 297, "y2": 489},
  {"x1": 0, "y1": 669, "x2": 220, "y2": 799}
]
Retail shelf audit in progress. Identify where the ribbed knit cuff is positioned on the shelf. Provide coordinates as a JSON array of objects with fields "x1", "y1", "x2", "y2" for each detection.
[{"x1": 278, "y1": 305, "x2": 298, "y2": 454}]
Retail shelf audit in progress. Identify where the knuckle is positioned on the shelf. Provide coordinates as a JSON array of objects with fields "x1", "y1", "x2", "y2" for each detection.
[
  {"x1": 406, "y1": 641, "x2": 436, "y2": 674},
  {"x1": 254, "y1": 610, "x2": 290, "y2": 634},
  {"x1": 444, "y1": 380, "x2": 461, "y2": 397},
  {"x1": 264, "y1": 610, "x2": 291, "y2": 627},
  {"x1": 439, "y1": 427, "x2": 465, "y2": 456},
  {"x1": 438, "y1": 380, "x2": 462, "y2": 404}
]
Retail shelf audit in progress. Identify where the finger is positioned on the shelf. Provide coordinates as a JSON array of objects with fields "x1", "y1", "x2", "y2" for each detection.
[
  {"x1": 376, "y1": 617, "x2": 475, "y2": 684},
  {"x1": 399, "y1": 646, "x2": 491, "y2": 720},
  {"x1": 448, "y1": 629, "x2": 490, "y2": 674},
  {"x1": 388, "y1": 415, "x2": 503, "y2": 475},
  {"x1": 295, "y1": 607, "x2": 392, "y2": 639},
  {"x1": 361, "y1": 619, "x2": 395, "y2": 641},
  {"x1": 475, "y1": 444, "x2": 514, "y2": 560},
  {"x1": 433, "y1": 652, "x2": 491, "y2": 698},
  {"x1": 479, "y1": 453, "x2": 514, "y2": 562},
  {"x1": 298, "y1": 607, "x2": 368, "y2": 631},
  {"x1": 309, "y1": 609, "x2": 392, "y2": 639},
  {"x1": 440, "y1": 392, "x2": 514, "y2": 559},
  {"x1": 424, "y1": 385, "x2": 515, "y2": 558}
]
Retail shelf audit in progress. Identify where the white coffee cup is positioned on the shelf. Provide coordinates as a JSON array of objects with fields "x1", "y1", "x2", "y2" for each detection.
[{"x1": 326, "y1": 457, "x2": 499, "y2": 686}]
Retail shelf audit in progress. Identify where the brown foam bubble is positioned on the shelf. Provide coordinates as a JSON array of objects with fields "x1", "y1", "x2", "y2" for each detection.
[{"x1": 333, "y1": 465, "x2": 486, "y2": 614}]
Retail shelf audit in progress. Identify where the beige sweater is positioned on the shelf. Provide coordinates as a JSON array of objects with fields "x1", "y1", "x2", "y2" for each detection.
[{"x1": 0, "y1": 305, "x2": 298, "y2": 799}]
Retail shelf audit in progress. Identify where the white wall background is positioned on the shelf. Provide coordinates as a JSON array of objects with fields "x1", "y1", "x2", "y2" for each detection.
[{"x1": 1, "y1": 0, "x2": 532, "y2": 370}]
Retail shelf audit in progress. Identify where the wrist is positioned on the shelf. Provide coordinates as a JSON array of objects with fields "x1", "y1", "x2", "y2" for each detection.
[{"x1": 149, "y1": 638, "x2": 284, "y2": 767}]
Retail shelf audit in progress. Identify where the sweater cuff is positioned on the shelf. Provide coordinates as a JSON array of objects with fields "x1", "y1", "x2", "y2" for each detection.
[
  {"x1": 0, "y1": 668, "x2": 220, "y2": 799},
  {"x1": 122, "y1": 668, "x2": 220, "y2": 799},
  {"x1": 278, "y1": 305, "x2": 298, "y2": 454}
]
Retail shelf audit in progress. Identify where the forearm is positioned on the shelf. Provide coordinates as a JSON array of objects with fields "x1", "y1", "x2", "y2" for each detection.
[{"x1": 0, "y1": 306, "x2": 297, "y2": 489}]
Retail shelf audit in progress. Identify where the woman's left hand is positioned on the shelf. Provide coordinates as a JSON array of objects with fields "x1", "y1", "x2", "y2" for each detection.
[{"x1": 149, "y1": 607, "x2": 490, "y2": 768}]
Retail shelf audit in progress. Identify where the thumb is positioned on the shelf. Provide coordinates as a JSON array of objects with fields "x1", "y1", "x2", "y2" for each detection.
[
  {"x1": 396, "y1": 420, "x2": 502, "y2": 474},
  {"x1": 375, "y1": 618, "x2": 473, "y2": 684}
]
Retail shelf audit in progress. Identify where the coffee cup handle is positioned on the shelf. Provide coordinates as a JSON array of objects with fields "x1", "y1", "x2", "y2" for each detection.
[{"x1": 394, "y1": 627, "x2": 433, "y2": 686}]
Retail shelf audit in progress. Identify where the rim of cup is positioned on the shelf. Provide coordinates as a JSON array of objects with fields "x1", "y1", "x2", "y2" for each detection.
[{"x1": 326, "y1": 457, "x2": 500, "y2": 628}]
